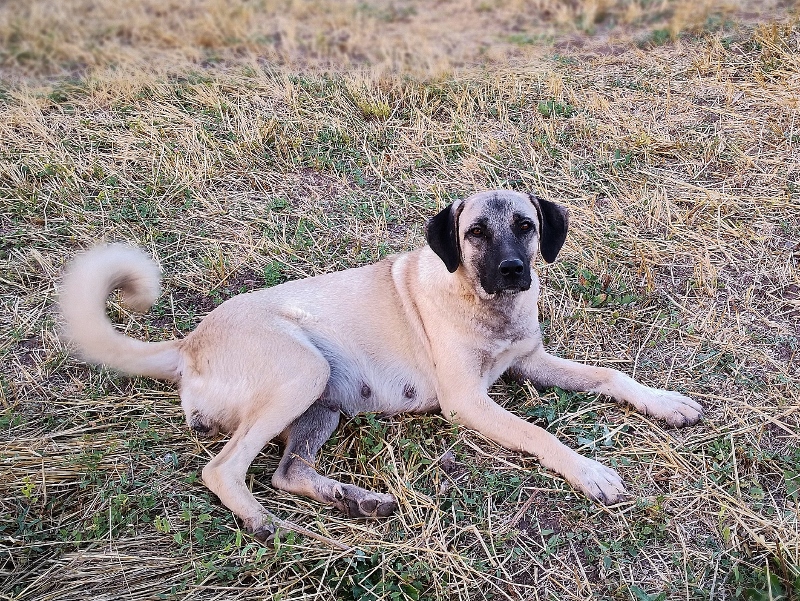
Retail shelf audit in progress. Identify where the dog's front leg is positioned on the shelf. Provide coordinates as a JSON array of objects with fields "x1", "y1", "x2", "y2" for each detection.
[
  {"x1": 512, "y1": 348, "x2": 703, "y2": 427},
  {"x1": 437, "y1": 378, "x2": 627, "y2": 505}
]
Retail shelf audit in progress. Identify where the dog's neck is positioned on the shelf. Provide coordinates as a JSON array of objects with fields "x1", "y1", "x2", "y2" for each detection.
[{"x1": 450, "y1": 269, "x2": 540, "y2": 339}]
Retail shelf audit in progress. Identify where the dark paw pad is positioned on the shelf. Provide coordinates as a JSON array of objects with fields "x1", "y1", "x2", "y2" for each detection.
[
  {"x1": 359, "y1": 498, "x2": 378, "y2": 514},
  {"x1": 245, "y1": 514, "x2": 279, "y2": 543},
  {"x1": 252, "y1": 524, "x2": 276, "y2": 543},
  {"x1": 334, "y1": 485, "x2": 398, "y2": 519},
  {"x1": 375, "y1": 501, "x2": 396, "y2": 517}
]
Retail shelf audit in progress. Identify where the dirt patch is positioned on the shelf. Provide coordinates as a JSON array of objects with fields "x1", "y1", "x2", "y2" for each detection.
[
  {"x1": 15, "y1": 336, "x2": 42, "y2": 368},
  {"x1": 215, "y1": 268, "x2": 267, "y2": 299},
  {"x1": 782, "y1": 284, "x2": 800, "y2": 321}
]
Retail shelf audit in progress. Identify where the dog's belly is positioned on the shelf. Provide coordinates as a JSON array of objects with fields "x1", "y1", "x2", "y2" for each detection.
[{"x1": 312, "y1": 338, "x2": 439, "y2": 416}]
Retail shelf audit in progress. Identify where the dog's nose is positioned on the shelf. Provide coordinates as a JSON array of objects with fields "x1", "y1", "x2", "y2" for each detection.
[{"x1": 498, "y1": 259, "x2": 524, "y2": 277}]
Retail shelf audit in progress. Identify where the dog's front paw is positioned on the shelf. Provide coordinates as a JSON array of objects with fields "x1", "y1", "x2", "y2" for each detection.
[
  {"x1": 562, "y1": 456, "x2": 627, "y2": 505},
  {"x1": 635, "y1": 387, "x2": 703, "y2": 428},
  {"x1": 332, "y1": 484, "x2": 398, "y2": 518}
]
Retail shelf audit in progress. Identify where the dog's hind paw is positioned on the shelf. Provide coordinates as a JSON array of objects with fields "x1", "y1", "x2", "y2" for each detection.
[
  {"x1": 332, "y1": 484, "x2": 398, "y2": 518},
  {"x1": 245, "y1": 512, "x2": 280, "y2": 543}
]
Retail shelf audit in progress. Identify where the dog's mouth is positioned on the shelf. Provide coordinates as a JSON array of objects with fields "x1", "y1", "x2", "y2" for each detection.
[
  {"x1": 476, "y1": 265, "x2": 532, "y2": 297},
  {"x1": 497, "y1": 284, "x2": 529, "y2": 294},
  {"x1": 487, "y1": 281, "x2": 531, "y2": 295}
]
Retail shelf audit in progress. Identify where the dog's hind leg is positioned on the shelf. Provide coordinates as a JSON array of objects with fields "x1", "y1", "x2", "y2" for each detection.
[
  {"x1": 272, "y1": 401, "x2": 398, "y2": 518},
  {"x1": 198, "y1": 345, "x2": 330, "y2": 542}
]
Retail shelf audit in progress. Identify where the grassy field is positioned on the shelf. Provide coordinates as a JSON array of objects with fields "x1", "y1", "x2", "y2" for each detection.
[{"x1": 1, "y1": 1, "x2": 799, "y2": 599}]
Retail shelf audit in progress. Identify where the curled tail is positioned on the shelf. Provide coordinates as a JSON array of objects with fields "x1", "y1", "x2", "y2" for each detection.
[{"x1": 59, "y1": 244, "x2": 182, "y2": 381}]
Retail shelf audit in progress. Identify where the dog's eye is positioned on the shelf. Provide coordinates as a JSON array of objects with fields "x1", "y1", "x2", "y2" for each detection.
[
  {"x1": 519, "y1": 221, "x2": 533, "y2": 232},
  {"x1": 470, "y1": 227, "x2": 484, "y2": 237}
]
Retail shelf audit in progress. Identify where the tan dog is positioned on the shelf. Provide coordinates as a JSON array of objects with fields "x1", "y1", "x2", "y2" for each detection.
[{"x1": 60, "y1": 190, "x2": 703, "y2": 540}]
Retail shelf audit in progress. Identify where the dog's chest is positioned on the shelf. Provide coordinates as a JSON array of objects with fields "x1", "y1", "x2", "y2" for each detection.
[
  {"x1": 480, "y1": 335, "x2": 541, "y2": 384},
  {"x1": 469, "y1": 298, "x2": 541, "y2": 382}
]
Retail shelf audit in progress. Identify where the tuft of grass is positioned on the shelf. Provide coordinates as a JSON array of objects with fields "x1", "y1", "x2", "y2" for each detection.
[{"x1": 537, "y1": 98, "x2": 577, "y2": 119}]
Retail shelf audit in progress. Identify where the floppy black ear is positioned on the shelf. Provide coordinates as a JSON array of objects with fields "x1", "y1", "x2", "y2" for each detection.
[
  {"x1": 425, "y1": 202, "x2": 462, "y2": 273},
  {"x1": 530, "y1": 194, "x2": 569, "y2": 263}
]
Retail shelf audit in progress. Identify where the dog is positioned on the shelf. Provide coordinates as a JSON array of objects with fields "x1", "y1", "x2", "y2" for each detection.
[{"x1": 59, "y1": 190, "x2": 703, "y2": 540}]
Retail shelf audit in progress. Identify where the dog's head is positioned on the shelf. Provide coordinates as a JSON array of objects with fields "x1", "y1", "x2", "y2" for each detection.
[{"x1": 425, "y1": 190, "x2": 568, "y2": 296}]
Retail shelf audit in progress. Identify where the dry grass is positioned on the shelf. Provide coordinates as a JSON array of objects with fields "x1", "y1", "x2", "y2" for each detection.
[
  {"x1": 0, "y1": 0, "x2": 792, "y2": 79},
  {"x1": 1, "y1": 1, "x2": 799, "y2": 600}
]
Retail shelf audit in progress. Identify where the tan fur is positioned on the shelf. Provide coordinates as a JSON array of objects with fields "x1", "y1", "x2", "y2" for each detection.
[
  {"x1": 60, "y1": 244, "x2": 181, "y2": 380},
  {"x1": 59, "y1": 190, "x2": 703, "y2": 539}
]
